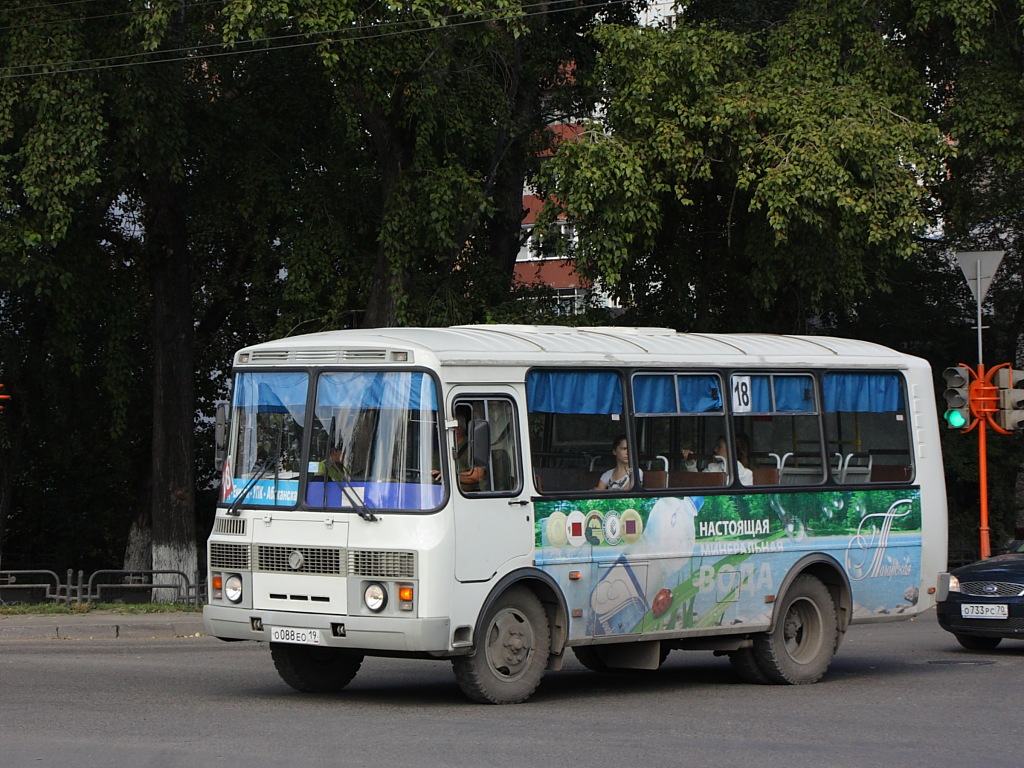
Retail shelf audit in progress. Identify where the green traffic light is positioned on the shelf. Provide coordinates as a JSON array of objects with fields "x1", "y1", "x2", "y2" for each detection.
[{"x1": 944, "y1": 408, "x2": 968, "y2": 428}]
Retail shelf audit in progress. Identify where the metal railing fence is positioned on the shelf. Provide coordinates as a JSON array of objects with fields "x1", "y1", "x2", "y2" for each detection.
[{"x1": 0, "y1": 568, "x2": 205, "y2": 608}]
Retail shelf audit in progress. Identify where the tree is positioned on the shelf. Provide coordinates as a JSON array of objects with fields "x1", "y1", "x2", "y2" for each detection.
[
  {"x1": 219, "y1": 0, "x2": 642, "y2": 328},
  {"x1": 0, "y1": 1, "x2": 206, "y2": 583},
  {"x1": 536, "y1": 0, "x2": 948, "y2": 332},
  {"x1": 907, "y1": 0, "x2": 1024, "y2": 543}
]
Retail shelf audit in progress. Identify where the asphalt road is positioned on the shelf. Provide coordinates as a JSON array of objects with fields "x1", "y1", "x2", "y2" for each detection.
[{"x1": 0, "y1": 610, "x2": 1018, "y2": 768}]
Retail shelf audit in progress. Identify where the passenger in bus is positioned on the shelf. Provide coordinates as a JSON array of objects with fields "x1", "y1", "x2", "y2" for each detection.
[
  {"x1": 682, "y1": 435, "x2": 753, "y2": 486},
  {"x1": 595, "y1": 435, "x2": 643, "y2": 491}
]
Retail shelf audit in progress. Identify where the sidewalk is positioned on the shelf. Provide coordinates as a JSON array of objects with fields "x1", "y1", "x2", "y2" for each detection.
[{"x1": 0, "y1": 609, "x2": 206, "y2": 640}]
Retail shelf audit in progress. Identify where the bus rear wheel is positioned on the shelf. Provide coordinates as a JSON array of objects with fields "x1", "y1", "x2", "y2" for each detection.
[
  {"x1": 752, "y1": 574, "x2": 837, "y2": 685},
  {"x1": 452, "y1": 586, "x2": 550, "y2": 704},
  {"x1": 270, "y1": 643, "x2": 364, "y2": 693},
  {"x1": 727, "y1": 646, "x2": 772, "y2": 684}
]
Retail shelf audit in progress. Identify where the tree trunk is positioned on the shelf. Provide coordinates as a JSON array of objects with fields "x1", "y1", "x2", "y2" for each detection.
[
  {"x1": 0, "y1": 411, "x2": 25, "y2": 573},
  {"x1": 362, "y1": 250, "x2": 401, "y2": 329},
  {"x1": 360, "y1": 100, "x2": 411, "y2": 330},
  {"x1": 146, "y1": 175, "x2": 197, "y2": 600}
]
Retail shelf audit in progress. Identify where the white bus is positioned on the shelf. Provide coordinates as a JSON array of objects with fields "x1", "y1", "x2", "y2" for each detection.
[{"x1": 204, "y1": 325, "x2": 947, "y2": 703}]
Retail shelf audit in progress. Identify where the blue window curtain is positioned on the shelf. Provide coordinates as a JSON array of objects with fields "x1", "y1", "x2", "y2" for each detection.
[
  {"x1": 823, "y1": 372, "x2": 904, "y2": 413},
  {"x1": 633, "y1": 375, "x2": 675, "y2": 414},
  {"x1": 749, "y1": 375, "x2": 772, "y2": 412},
  {"x1": 234, "y1": 372, "x2": 308, "y2": 414},
  {"x1": 775, "y1": 376, "x2": 815, "y2": 412},
  {"x1": 678, "y1": 375, "x2": 723, "y2": 413},
  {"x1": 746, "y1": 375, "x2": 814, "y2": 413},
  {"x1": 527, "y1": 371, "x2": 623, "y2": 415},
  {"x1": 633, "y1": 374, "x2": 723, "y2": 414},
  {"x1": 316, "y1": 371, "x2": 437, "y2": 411}
]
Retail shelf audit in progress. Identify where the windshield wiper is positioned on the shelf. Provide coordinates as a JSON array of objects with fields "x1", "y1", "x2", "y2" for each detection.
[
  {"x1": 226, "y1": 425, "x2": 284, "y2": 517},
  {"x1": 226, "y1": 455, "x2": 276, "y2": 517},
  {"x1": 332, "y1": 472, "x2": 379, "y2": 523},
  {"x1": 323, "y1": 419, "x2": 378, "y2": 522}
]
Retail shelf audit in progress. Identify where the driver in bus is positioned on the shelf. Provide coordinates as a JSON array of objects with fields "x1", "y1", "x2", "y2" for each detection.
[
  {"x1": 432, "y1": 408, "x2": 486, "y2": 491},
  {"x1": 317, "y1": 443, "x2": 347, "y2": 482}
]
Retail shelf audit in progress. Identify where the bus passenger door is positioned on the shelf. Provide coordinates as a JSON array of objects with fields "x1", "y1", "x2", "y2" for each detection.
[{"x1": 451, "y1": 393, "x2": 533, "y2": 582}]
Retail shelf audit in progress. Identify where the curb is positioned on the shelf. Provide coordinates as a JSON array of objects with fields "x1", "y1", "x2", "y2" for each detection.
[{"x1": 0, "y1": 613, "x2": 206, "y2": 641}]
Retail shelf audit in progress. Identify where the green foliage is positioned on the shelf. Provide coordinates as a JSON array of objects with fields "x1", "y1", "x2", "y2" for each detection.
[
  {"x1": 539, "y1": 2, "x2": 950, "y2": 331},
  {"x1": 4, "y1": 0, "x2": 1024, "y2": 568}
]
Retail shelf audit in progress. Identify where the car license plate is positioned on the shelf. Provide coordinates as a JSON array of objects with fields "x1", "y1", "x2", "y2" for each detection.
[
  {"x1": 961, "y1": 603, "x2": 1008, "y2": 619},
  {"x1": 269, "y1": 626, "x2": 322, "y2": 645}
]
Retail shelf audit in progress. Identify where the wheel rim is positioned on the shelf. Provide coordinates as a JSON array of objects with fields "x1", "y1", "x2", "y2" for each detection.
[
  {"x1": 484, "y1": 606, "x2": 535, "y2": 681},
  {"x1": 782, "y1": 596, "x2": 824, "y2": 664}
]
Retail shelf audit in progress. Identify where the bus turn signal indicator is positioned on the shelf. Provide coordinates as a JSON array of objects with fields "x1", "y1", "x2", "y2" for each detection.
[{"x1": 0, "y1": 383, "x2": 8, "y2": 411}]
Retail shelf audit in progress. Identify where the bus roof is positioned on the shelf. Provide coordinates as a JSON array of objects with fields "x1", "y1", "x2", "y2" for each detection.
[{"x1": 235, "y1": 325, "x2": 924, "y2": 370}]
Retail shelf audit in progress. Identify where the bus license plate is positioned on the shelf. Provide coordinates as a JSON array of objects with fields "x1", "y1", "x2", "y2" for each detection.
[
  {"x1": 269, "y1": 626, "x2": 322, "y2": 645},
  {"x1": 961, "y1": 603, "x2": 1008, "y2": 619}
]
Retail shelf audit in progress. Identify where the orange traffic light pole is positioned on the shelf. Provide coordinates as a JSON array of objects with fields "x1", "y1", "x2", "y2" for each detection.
[{"x1": 959, "y1": 362, "x2": 1013, "y2": 560}]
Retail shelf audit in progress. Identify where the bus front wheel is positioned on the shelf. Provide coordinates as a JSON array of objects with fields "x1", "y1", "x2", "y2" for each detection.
[
  {"x1": 270, "y1": 643, "x2": 364, "y2": 693},
  {"x1": 452, "y1": 586, "x2": 551, "y2": 704},
  {"x1": 955, "y1": 633, "x2": 1002, "y2": 651},
  {"x1": 752, "y1": 574, "x2": 838, "y2": 685}
]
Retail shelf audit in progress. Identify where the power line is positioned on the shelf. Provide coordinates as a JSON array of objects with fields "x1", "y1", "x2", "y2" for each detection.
[
  {"x1": 0, "y1": 1, "x2": 224, "y2": 34},
  {"x1": 0, "y1": 0, "x2": 675, "y2": 81},
  {"x1": 0, "y1": 0, "x2": 113, "y2": 15}
]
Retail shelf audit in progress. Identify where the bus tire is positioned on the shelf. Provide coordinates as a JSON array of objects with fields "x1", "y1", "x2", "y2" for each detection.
[
  {"x1": 270, "y1": 643, "x2": 364, "y2": 693},
  {"x1": 572, "y1": 645, "x2": 611, "y2": 672},
  {"x1": 752, "y1": 574, "x2": 837, "y2": 685},
  {"x1": 954, "y1": 633, "x2": 1002, "y2": 651},
  {"x1": 727, "y1": 646, "x2": 772, "y2": 684},
  {"x1": 452, "y1": 586, "x2": 550, "y2": 704}
]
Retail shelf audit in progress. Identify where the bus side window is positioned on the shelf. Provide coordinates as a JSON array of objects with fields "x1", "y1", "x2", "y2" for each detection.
[
  {"x1": 822, "y1": 372, "x2": 913, "y2": 484},
  {"x1": 632, "y1": 372, "x2": 729, "y2": 490},
  {"x1": 732, "y1": 373, "x2": 824, "y2": 487},
  {"x1": 454, "y1": 397, "x2": 522, "y2": 496},
  {"x1": 526, "y1": 370, "x2": 626, "y2": 494}
]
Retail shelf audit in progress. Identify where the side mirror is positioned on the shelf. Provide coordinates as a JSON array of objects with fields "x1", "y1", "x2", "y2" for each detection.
[
  {"x1": 469, "y1": 419, "x2": 490, "y2": 468},
  {"x1": 214, "y1": 401, "x2": 229, "y2": 471}
]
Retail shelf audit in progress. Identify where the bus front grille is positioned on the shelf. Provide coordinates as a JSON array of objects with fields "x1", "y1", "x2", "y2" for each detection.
[
  {"x1": 348, "y1": 550, "x2": 416, "y2": 579},
  {"x1": 257, "y1": 545, "x2": 344, "y2": 575},
  {"x1": 210, "y1": 542, "x2": 251, "y2": 570},
  {"x1": 213, "y1": 517, "x2": 247, "y2": 535}
]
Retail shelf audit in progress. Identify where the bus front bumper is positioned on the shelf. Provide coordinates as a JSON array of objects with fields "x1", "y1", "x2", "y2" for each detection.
[{"x1": 204, "y1": 604, "x2": 452, "y2": 654}]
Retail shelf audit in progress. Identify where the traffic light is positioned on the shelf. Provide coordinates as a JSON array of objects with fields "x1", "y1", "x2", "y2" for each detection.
[
  {"x1": 0, "y1": 383, "x2": 8, "y2": 411},
  {"x1": 994, "y1": 368, "x2": 1024, "y2": 431},
  {"x1": 942, "y1": 365, "x2": 972, "y2": 429}
]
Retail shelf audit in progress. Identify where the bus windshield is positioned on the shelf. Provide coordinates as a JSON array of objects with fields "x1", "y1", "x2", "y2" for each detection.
[
  {"x1": 307, "y1": 371, "x2": 442, "y2": 511},
  {"x1": 222, "y1": 370, "x2": 444, "y2": 511}
]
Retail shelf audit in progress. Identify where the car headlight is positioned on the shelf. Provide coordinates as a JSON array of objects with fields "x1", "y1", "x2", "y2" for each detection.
[
  {"x1": 364, "y1": 582, "x2": 388, "y2": 612},
  {"x1": 224, "y1": 574, "x2": 243, "y2": 603},
  {"x1": 947, "y1": 574, "x2": 961, "y2": 593}
]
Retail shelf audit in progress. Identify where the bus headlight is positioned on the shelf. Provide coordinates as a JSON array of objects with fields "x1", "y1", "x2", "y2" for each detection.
[
  {"x1": 224, "y1": 574, "x2": 243, "y2": 604},
  {"x1": 364, "y1": 582, "x2": 388, "y2": 612}
]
